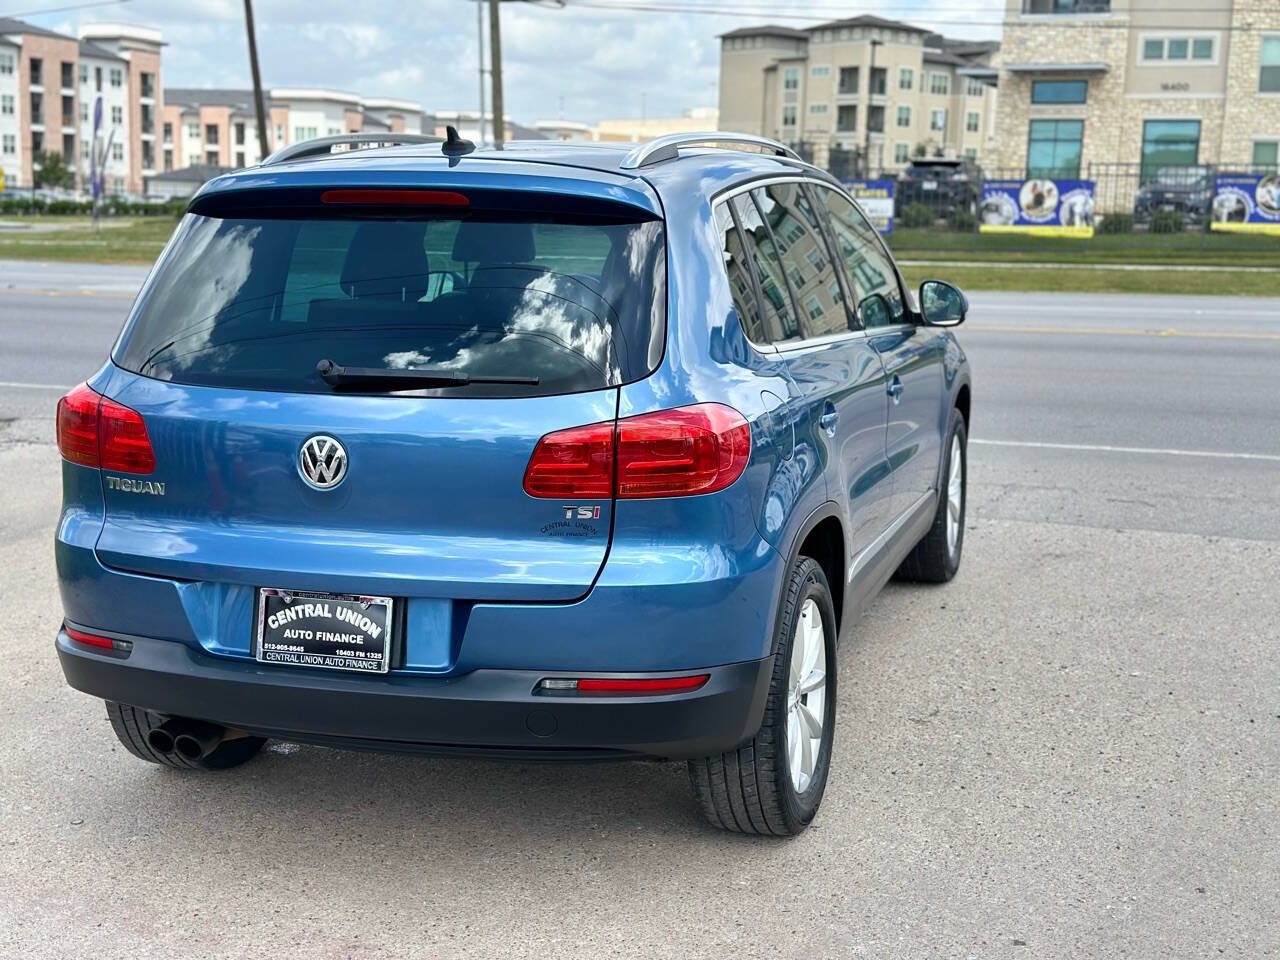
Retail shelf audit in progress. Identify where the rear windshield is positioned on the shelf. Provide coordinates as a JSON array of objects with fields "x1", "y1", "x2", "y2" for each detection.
[{"x1": 115, "y1": 211, "x2": 666, "y2": 397}]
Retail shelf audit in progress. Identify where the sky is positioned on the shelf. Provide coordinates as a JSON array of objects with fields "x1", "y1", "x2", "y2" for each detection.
[{"x1": 24, "y1": 0, "x2": 1005, "y2": 125}]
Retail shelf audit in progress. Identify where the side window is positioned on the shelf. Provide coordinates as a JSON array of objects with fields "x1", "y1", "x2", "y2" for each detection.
[
  {"x1": 754, "y1": 181, "x2": 850, "y2": 339},
  {"x1": 812, "y1": 184, "x2": 907, "y2": 328},
  {"x1": 731, "y1": 193, "x2": 801, "y2": 344},
  {"x1": 713, "y1": 202, "x2": 765, "y2": 343}
]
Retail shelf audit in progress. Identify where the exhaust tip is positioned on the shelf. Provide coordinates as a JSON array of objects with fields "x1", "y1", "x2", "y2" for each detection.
[
  {"x1": 147, "y1": 728, "x2": 176, "y2": 754},
  {"x1": 173, "y1": 735, "x2": 203, "y2": 761}
]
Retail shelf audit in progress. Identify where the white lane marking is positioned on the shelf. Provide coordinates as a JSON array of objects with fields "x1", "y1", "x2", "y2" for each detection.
[
  {"x1": 969, "y1": 303, "x2": 1280, "y2": 319},
  {"x1": 0, "y1": 380, "x2": 73, "y2": 391},
  {"x1": 972, "y1": 438, "x2": 1280, "y2": 463}
]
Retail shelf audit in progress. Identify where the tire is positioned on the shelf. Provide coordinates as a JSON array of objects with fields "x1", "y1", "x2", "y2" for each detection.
[
  {"x1": 105, "y1": 701, "x2": 267, "y2": 771},
  {"x1": 688, "y1": 557, "x2": 837, "y2": 836},
  {"x1": 896, "y1": 409, "x2": 966, "y2": 583}
]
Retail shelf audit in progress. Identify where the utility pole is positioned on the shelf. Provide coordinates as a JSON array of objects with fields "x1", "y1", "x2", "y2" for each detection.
[
  {"x1": 476, "y1": 1, "x2": 486, "y2": 145},
  {"x1": 863, "y1": 38, "x2": 882, "y2": 180},
  {"x1": 488, "y1": 0, "x2": 504, "y2": 149},
  {"x1": 243, "y1": 0, "x2": 270, "y2": 157}
]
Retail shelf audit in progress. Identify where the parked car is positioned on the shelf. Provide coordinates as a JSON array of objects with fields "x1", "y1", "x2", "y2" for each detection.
[
  {"x1": 54, "y1": 130, "x2": 972, "y2": 835},
  {"x1": 1134, "y1": 165, "x2": 1212, "y2": 225},
  {"x1": 895, "y1": 157, "x2": 982, "y2": 219}
]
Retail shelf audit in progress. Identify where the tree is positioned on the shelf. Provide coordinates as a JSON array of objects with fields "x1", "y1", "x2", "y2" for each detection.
[
  {"x1": 33, "y1": 150, "x2": 75, "y2": 190},
  {"x1": 913, "y1": 143, "x2": 927, "y2": 158}
]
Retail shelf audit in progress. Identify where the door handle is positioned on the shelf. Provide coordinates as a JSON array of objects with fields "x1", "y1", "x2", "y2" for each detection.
[
  {"x1": 886, "y1": 375, "x2": 903, "y2": 403},
  {"x1": 819, "y1": 402, "x2": 838, "y2": 433}
]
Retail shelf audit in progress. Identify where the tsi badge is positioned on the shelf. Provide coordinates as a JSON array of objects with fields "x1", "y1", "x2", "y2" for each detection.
[{"x1": 563, "y1": 505, "x2": 601, "y2": 520}]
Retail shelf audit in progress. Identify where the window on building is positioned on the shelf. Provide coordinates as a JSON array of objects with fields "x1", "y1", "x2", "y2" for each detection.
[
  {"x1": 79, "y1": 102, "x2": 87, "y2": 122},
  {"x1": 809, "y1": 103, "x2": 829, "y2": 115},
  {"x1": 782, "y1": 105, "x2": 797, "y2": 127},
  {"x1": 1027, "y1": 118, "x2": 1083, "y2": 177},
  {"x1": 140, "y1": 73, "x2": 155, "y2": 98},
  {"x1": 61, "y1": 61, "x2": 73, "y2": 89},
  {"x1": 867, "y1": 105, "x2": 885, "y2": 133},
  {"x1": 1022, "y1": 0, "x2": 1110, "y2": 12},
  {"x1": 966, "y1": 78, "x2": 985, "y2": 97},
  {"x1": 1143, "y1": 36, "x2": 1215, "y2": 62},
  {"x1": 0, "y1": 94, "x2": 12, "y2": 116},
  {"x1": 1252, "y1": 141, "x2": 1278, "y2": 168},
  {"x1": 206, "y1": 148, "x2": 219, "y2": 165},
  {"x1": 163, "y1": 148, "x2": 173, "y2": 171},
  {"x1": 163, "y1": 122, "x2": 173, "y2": 144},
  {"x1": 869, "y1": 67, "x2": 886, "y2": 95},
  {"x1": 235, "y1": 122, "x2": 245, "y2": 145},
  {"x1": 236, "y1": 151, "x2": 246, "y2": 168},
  {"x1": 784, "y1": 67, "x2": 800, "y2": 91},
  {"x1": 899, "y1": 67, "x2": 913, "y2": 90},
  {"x1": 966, "y1": 111, "x2": 980, "y2": 133},
  {"x1": 142, "y1": 141, "x2": 154, "y2": 169},
  {"x1": 930, "y1": 109, "x2": 947, "y2": 132},
  {"x1": 811, "y1": 65, "x2": 830, "y2": 78},
  {"x1": 275, "y1": 123, "x2": 285, "y2": 145},
  {"x1": 294, "y1": 125, "x2": 317, "y2": 141},
  {"x1": 78, "y1": 63, "x2": 88, "y2": 84},
  {"x1": 82, "y1": 140, "x2": 90, "y2": 159},
  {"x1": 109, "y1": 68, "x2": 122, "y2": 88},
  {"x1": 837, "y1": 104, "x2": 857, "y2": 131},
  {"x1": 186, "y1": 122, "x2": 199, "y2": 139},
  {"x1": 894, "y1": 142, "x2": 910, "y2": 163},
  {"x1": 1, "y1": 134, "x2": 14, "y2": 155},
  {"x1": 897, "y1": 105, "x2": 911, "y2": 127},
  {"x1": 929, "y1": 72, "x2": 950, "y2": 95},
  {"x1": 1262, "y1": 36, "x2": 1280, "y2": 93},
  {"x1": 0, "y1": 52, "x2": 14, "y2": 76},
  {"x1": 31, "y1": 131, "x2": 43, "y2": 154},
  {"x1": 206, "y1": 123, "x2": 220, "y2": 145},
  {"x1": 1032, "y1": 80, "x2": 1088, "y2": 103},
  {"x1": 94, "y1": 66, "x2": 102, "y2": 92},
  {"x1": 30, "y1": 92, "x2": 43, "y2": 125},
  {"x1": 111, "y1": 105, "x2": 123, "y2": 125},
  {"x1": 838, "y1": 66, "x2": 859, "y2": 94},
  {"x1": 30, "y1": 57, "x2": 42, "y2": 86},
  {"x1": 1141, "y1": 120, "x2": 1200, "y2": 179},
  {"x1": 964, "y1": 147, "x2": 978, "y2": 160},
  {"x1": 111, "y1": 142, "x2": 123, "y2": 161}
]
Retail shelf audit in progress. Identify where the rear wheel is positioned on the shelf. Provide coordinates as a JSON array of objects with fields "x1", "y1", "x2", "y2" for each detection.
[
  {"x1": 688, "y1": 557, "x2": 837, "y2": 836},
  {"x1": 896, "y1": 409, "x2": 966, "y2": 583},
  {"x1": 105, "y1": 701, "x2": 266, "y2": 770}
]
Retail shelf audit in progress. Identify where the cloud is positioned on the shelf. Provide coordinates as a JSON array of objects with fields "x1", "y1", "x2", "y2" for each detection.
[{"x1": 25, "y1": 0, "x2": 1003, "y2": 124}]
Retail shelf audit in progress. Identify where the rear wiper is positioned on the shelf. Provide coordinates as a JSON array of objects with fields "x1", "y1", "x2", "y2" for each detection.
[{"x1": 316, "y1": 359, "x2": 539, "y2": 391}]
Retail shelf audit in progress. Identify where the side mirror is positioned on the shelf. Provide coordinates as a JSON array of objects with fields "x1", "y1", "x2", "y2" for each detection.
[
  {"x1": 919, "y1": 280, "x2": 968, "y2": 327},
  {"x1": 857, "y1": 292, "x2": 893, "y2": 330}
]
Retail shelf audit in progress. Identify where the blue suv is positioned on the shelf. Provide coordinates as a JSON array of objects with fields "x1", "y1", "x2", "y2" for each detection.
[{"x1": 54, "y1": 131, "x2": 971, "y2": 835}]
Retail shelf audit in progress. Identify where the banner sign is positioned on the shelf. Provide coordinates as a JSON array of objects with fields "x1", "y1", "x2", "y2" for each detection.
[
  {"x1": 979, "y1": 178, "x2": 1096, "y2": 238},
  {"x1": 843, "y1": 179, "x2": 894, "y2": 235},
  {"x1": 1210, "y1": 172, "x2": 1280, "y2": 235}
]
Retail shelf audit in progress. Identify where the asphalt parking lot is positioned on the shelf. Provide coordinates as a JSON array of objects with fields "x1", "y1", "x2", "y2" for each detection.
[{"x1": 1, "y1": 262, "x2": 1277, "y2": 958}]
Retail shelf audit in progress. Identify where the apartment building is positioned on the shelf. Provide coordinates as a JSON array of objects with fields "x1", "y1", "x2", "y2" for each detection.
[
  {"x1": 718, "y1": 15, "x2": 1001, "y2": 173},
  {"x1": 0, "y1": 19, "x2": 160, "y2": 194},
  {"x1": 994, "y1": 0, "x2": 1280, "y2": 177},
  {"x1": 163, "y1": 88, "x2": 426, "y2": 170}
]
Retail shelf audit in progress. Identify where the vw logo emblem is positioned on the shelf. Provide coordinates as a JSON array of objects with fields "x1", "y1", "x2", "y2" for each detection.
[{"x1": 298, "y1": 435, "x2": 348, "y2": 490}]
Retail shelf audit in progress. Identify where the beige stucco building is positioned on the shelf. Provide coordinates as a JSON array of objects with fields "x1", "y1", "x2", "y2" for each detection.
[
  {"x1": 717, "y1": 15, "x2": 1001, "y2": 174},
  {"x1": 994, "y1": 0, "x2": 1280, "y2": 184}
]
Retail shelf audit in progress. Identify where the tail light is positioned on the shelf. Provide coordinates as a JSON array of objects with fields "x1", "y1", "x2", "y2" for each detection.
[
  {"x1": 523, "y1": 403, "x2": 750, "y2": 500},
  {"x1": 56, "y1": 383, "x2": 155, "y2": 474}
]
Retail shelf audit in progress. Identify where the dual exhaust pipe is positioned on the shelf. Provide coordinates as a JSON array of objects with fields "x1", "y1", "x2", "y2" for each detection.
[{"x1": 146, "y1": 718, "x2": 243, "y2": 762}]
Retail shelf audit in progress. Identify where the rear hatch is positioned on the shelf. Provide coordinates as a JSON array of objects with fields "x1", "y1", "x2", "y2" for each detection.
[{"x1": 95, "y1": 174, "x2": 667, "y2": 602}]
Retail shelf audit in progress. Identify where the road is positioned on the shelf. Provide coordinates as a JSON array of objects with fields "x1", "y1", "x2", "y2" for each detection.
[{"x1": 1, "y1": 262, "x2": 1278, "y2": 957}]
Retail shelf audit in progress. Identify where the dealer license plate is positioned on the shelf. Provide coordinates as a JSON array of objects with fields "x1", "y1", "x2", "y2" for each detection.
[
  {"x1": 922, "y1": 180, "x2": 938, "y2": 191},
  {"x1": 255, "y1": 588, "x2": 394, "y2": 674}
]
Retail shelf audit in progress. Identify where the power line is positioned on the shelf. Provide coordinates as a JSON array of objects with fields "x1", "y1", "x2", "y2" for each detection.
[{"x1": 0, "y1": 0, "x2": 129, "y2": 18}]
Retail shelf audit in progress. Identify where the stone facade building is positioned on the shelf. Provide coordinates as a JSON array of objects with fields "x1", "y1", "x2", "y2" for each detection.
[
  {"x1": 994, "y1": 0, "x2": 1280, "y2": 183},
  {"x1": 717, "y1": 15, "x2": 1001, "y2": 174}
]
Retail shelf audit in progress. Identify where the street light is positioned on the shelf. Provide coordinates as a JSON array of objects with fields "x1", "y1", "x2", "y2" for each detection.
[{"x1": 864, "y1": 38, "x2": 883, "y2": 179}]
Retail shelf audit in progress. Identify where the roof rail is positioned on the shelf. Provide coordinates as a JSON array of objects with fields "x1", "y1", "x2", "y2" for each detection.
[
  {"x1": 620, "y1": 132, "x2": 801, "y2": 170},
  {"x1": 261, "y1": 133, "x2": 442, "y2": 167}
]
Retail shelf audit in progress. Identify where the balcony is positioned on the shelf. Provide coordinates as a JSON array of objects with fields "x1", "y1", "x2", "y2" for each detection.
[{"x1": 1022, "y1": 0, "x2": 1110, "y2": 13}]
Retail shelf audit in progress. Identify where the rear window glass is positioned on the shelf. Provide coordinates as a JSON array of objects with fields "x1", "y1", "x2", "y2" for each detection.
[{"x1": 115, "y1": 212, "x2": 666, "y2": 397}]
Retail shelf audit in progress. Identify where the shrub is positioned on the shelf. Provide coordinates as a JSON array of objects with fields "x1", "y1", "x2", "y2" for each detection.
[
  {"x1": 1098, "y1": 213, "x2": 1133, "y2": 234},
  {"x1": 948, "y1": 206, "x2": 976, "y2": 232},
  {"x1": 901, "y1": 202, "x2": 937, "y2": 229},
  {"x1": 1149, "y1": 208, "x2": 1185, "y2": 234}
]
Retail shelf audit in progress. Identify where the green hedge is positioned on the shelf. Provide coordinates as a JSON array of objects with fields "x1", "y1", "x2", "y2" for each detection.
[
  {"x1": 0, "y1": 195, "x2": 186, "y2": 217},
  {"x1": 1098, "y1": 213, "x2": 1134, "y2": 234}
]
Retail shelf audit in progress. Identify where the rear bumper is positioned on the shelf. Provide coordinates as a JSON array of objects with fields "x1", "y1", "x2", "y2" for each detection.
[{"x1": 57, "y1": 626, "x2": 773, "y2": 760}]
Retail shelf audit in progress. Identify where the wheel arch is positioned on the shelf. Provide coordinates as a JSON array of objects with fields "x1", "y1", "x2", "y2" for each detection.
[{"x1": 780, "y1": 503, "x2": 846, "y2": 636}]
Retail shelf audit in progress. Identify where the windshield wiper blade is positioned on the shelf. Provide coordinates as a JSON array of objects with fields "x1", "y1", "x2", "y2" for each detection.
[{"x1": 316, "y1": 359, "x2": 540, "y2": 391}]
